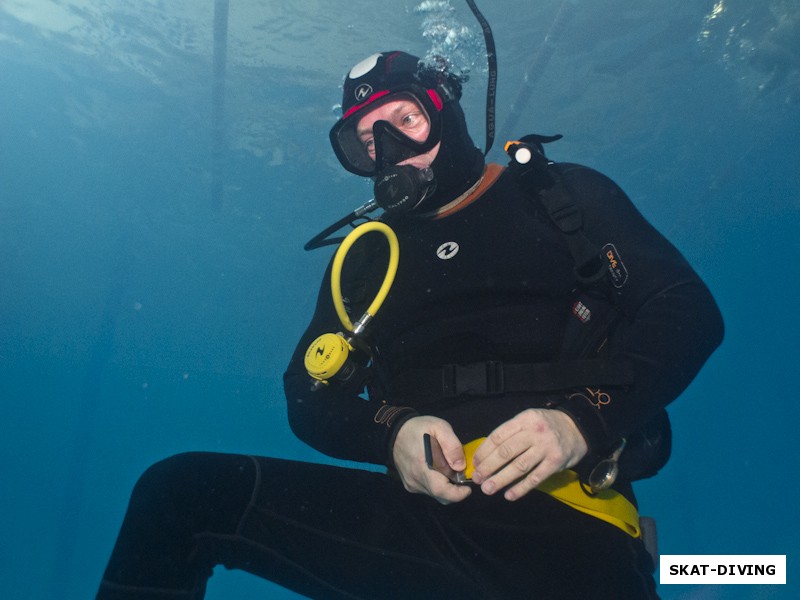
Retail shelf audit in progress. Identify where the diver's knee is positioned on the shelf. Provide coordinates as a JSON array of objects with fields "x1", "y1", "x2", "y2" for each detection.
[
  {"x1": 129, "y1": 452, "x2": 257, "y2": 528},
  {"x1": 129, "y1": 452, "x2": 207, "y2": 508}
]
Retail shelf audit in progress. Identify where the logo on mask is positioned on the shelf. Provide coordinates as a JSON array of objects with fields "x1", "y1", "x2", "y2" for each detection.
[
  {"x1": 436, "y1": 242, "x2": 460, "y2": 260},
  {"x1": 354, "y1": 84, "x2": 373, "y2": 102}
]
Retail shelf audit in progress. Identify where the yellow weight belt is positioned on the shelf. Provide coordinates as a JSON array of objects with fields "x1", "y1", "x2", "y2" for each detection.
[{"x1": 462, "y1": 438, "x2": 640, "y2": 538}]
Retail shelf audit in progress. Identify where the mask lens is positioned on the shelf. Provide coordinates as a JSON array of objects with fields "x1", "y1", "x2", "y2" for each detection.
[{"x1": 330, "y1": 89, "x2": 441, "y2": 176}]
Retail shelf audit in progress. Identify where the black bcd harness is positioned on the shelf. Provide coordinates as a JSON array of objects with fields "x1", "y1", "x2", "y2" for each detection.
[
  {"x1": 384, "y1": 135, "x2": 671, "y2": 484},
  {"x1": 328, "y1": 134, "x2": 672, "y2": 484},
  {"x1": 506, "y1": 134, "x2": 671, "y2": 483}
]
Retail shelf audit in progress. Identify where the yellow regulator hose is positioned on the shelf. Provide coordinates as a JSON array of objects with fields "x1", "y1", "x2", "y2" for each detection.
[
  {"x1": 330, "y1": 221, "x2": 399, "y2": 333},
  {"x1": 305, "y1": 221, "x2": 399, "y2": 386}
]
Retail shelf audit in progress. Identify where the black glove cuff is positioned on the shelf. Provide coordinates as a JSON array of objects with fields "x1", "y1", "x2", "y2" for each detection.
[
  {"x1": 550, "y1": 389, "x2": 612, "y2": 456},
  {"x1": 376, "y1": 405, "x2": 420, "y2": 468}
]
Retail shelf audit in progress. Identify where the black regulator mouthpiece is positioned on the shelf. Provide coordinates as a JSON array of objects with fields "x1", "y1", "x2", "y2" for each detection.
[{"x1": 374, "y1": 165, "x2": 435, "y2": 214}]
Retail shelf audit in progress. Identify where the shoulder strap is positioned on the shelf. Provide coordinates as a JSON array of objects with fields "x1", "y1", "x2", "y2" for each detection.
[
  {"x1": 506, "y1": 136, "x2": 607, "y2": 285},
  {"x1": 507, "y1": 139, "x2": 674, "y2": 483}
]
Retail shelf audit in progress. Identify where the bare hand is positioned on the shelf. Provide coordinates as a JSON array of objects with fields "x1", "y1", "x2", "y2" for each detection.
[
  {"x1": 471, "y1": 409, "x2": 588, "y2": 501},
  {"x1": 392, "y1": 416, "x2": 472, "y2": 504}
]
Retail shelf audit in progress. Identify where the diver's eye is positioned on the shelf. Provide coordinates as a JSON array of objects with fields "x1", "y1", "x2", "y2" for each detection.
[
  {"x1": 400, "y1": 111, "x2": 424, "y2": 128},
  {"x1": 363, "y1": 137, "x2": 376, "y2": 159}
]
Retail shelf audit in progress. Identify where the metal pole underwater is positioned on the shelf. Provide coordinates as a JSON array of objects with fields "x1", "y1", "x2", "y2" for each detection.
[
  {"x1": 211, "y1": 0, "x2": 230, "y2": 209},
  {"x1": 47, "y1": 243, "x2": 130, "y2": 598},
  {"x1": 500, "y1": 0, "x2": 574, "y2": 138}
]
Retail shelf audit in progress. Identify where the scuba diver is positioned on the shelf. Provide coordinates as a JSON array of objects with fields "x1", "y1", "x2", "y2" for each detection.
[{"x1": 96, "y1": 50, "x2": 723, "y2": 599}]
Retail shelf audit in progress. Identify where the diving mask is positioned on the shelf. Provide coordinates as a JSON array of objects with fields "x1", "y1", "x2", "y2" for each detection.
[{"x1": 330, "y1": 88, "x2": 444, "y2": 176}]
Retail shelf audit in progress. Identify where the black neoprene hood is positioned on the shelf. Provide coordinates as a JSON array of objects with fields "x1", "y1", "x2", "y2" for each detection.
[{"x1": 331, "y1": 50, "x2": 484, "y2": 207}]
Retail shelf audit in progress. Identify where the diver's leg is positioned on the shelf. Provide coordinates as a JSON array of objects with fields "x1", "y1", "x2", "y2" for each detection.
[
  {"x1": 96, "y1": 452, "x2": 257, "y2": 600},
  {"x1": 96, "y1": 452, "x2": 655, "y2": 599},
  {"x1": 215, "y1": 458, "x2": 656, "y2": 599},
  {"x1": 217, "y1": 457, "x2": 485, "y2": 600},
  {"x1": 95, "y1": 452, "x2": 482, "y2": 600}
]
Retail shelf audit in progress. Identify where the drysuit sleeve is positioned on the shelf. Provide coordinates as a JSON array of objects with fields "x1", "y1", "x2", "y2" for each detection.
[
  {"x1": 283, "y1": 256, "x2": 418, "y2": 466},
  {"x1": 548, "y1": 164, "x2": 724, "y2": 454}
]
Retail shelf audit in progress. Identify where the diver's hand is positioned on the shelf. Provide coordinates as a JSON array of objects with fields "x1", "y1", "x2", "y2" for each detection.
[
  {"x1": 392, "y1": 416, "x2": 472, "y2": 504},
  {"x1": 471, "y1": 409, "x2": 588, "y2": 501}
]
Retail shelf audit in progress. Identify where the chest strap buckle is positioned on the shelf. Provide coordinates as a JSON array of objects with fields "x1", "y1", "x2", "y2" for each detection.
[{"x1": 442, "y1": 361, "x2": 505, "y2": 398}]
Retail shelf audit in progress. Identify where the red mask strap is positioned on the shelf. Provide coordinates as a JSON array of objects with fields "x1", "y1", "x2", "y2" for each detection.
[{"x1": 342, "y1": 90, "x2": 391, "y2": 119}]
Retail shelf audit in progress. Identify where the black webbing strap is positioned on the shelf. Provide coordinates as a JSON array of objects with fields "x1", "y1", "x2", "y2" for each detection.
[
  {"x1": 507, "y1": 136, "x2": 608, "y2": 286},
  {"x1": 538, "y1": 183, "x2": 607, "y2": 285},
  {"x1": 389, "y1": 359, "x2": 634, "y2": 401}
]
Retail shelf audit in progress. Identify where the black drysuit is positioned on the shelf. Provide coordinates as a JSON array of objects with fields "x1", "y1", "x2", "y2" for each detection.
[
  {"x1": 286, "y1": 164, "x2": 723, "y2": 471},
  {"x1": 97, "y1": 164, "x2": 723, "y2": 600}
]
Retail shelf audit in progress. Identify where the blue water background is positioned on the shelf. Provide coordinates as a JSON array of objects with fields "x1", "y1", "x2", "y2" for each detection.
[{"x1": 1, "y1": 1, "x2": 798, "y2": 598}]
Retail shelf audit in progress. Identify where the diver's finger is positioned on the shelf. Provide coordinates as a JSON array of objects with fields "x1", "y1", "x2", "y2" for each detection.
[
  {"x1": 428, "y1": 474, "x2": 473, "y2": 505},
  {"x1": 503, "y1": 455, "x2": 562, "y2": 502},
  {"x1": 431, "y1": 427, "x2": 466, "y2": 471},
  {"x1": 478, "y1": 445, "x2": 542, "y2": 496},
  {"x1": 472, "y1": 417, "x2": 523, "y2": 467},
  {"x1": 472, "y1": 430, "x2": 528, "y2": 483}
]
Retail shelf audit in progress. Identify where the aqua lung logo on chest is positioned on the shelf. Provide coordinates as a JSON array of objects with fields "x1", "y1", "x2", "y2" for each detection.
[
  {"x1": 436, "y1": 241, "x2": 460, "y2": 260},
  {"x1": 354, "y1": 83, "x2": 373, "y2": 102},
  {"x1": 603, "y1": 243, "x2": 628, "y2": 288}
]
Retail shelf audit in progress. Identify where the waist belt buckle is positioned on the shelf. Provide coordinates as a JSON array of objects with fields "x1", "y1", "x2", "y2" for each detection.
[{"x1": 442, "y1": 361, "x2": 505, "y2": 398}]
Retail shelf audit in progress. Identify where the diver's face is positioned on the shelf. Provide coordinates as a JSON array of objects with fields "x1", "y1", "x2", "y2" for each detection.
[{"x1": 356, "y1": 98, "x2": 441, "y2": 169}]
